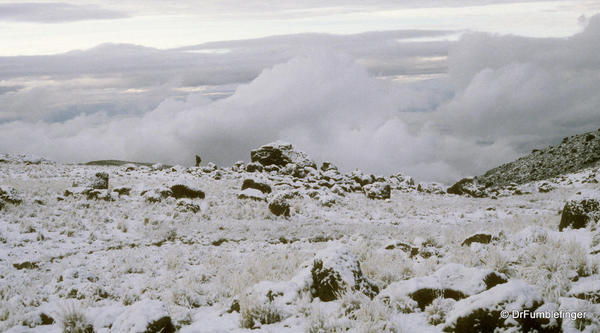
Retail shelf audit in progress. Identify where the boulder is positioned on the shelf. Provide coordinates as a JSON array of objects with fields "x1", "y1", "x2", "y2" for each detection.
[
  {"x1": 559, "y1": 190, "x2": 600, "y2": 231},
  {"x1": 447, "y1": 178, "x2": 486, "y2": 197},
  {"x1": 363, "y1": 182, "x2": 391, "y2": 200},
  {"x1": 169, "y1": 184, "x2": 205, "y2": 199},
  {"x1": 443, "y1": 280, "x2": 556, "y2": 333},
  {"x1": 0, "y1": 186, "x2": 23, "y2": 204},
  {"x1": 380, "y1": 264, "x2": 507, "y2": 311},
  {"x1": 241, "y1": 246, "x2": 377, "y2": 328},
  {"x1": 268, "y1": 194, "x2": 290, "y2": 217},
  {"x1": 250, "y1": 141, "x2": 316, "y2": 169},
  {"x1": 461, "y1": 233, "x2": 493, "y2": 246},
  {"x1": 111, "y1": 299, "x2": 175, "y2": 333},
  {"x1": 176, "y1": 199, "x2": 200, "y2": 213},
  {"x1": 350, "y1": 170, "x2": 374, "y2": 187},
  {"x1": 237, "y1": 188, "x2": 266, "y2": 201},
  {"x1": 89, "y1": 172, "x2": 109, "y2": 189},
  {"x1": 245, "y1": 162, "x2": 263, "y2": 173},
  {"x1": 417, "y1": 182, "x2": 446, "y2": 194},
  {"x1": 321, "y1": 161, "x2": 338, "y2": 171},
  {"x1": 538, "y1": 182, "x2": 555, "y2": 193},
  {"x1": 307, "y1": 246, "x2": 379, "y2": 301},
  {"x1": 318, "y1": 193, "x2": 336, "y2": 207},
  {"x1": 0, "y1": 199, "x2": 4, "y2": 210},
  {"x1": 141, "y1": 187, "x2": 173, "y2": 203},
  {"x1": 114, "y1": 187, "x2": 131, "y2": 196},
  {"x1": 241, "y1": 178, "x2": 272, "y2": 194},
  {"x1": 85, "y1": 189, "x2": 113, "y2": 201}
]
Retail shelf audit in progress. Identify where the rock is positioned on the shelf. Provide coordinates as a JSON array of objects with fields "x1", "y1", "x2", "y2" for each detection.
[
  {"x1": 89, "y1": 172, "x2": 109, "y2": 189},
  {"x1": 232, "y1": 160, "x2": 245, "y2": 172},
  {"x1": 447, "y1": 178, "x2": 486, "y2": 197},
  {"x1": 363, "y1": 182, "x2": 391, "y2": 200},
  {"x1": 245, "y1": 162, "x2": 263, "y2": 173},
  {"x1": 202, "y1": 162, "x2": 217, "y2": 173},
  {"x1": 111, "y1": 299, "x2": 175, "y2": 333},
  {"x1": 169, "y1": 184, "x2": 205, "y2": 199},
  {"x1": 176, "y1": 199, "x2": 200, "y2": 213},
  {"x1": 268, "y1": 194, "x2": 290, "y2": 217},
  {"x1": 0, "y1": 199, "x2": 4, "y2": 210},
  {"x1": 321, "y1": 161, "x2": 337, "y2": 171},
  {"x1": 21, "y1": 311, "x2": 55, "y2": 327},
  {"x1": 141, "y1": 187, "x2": 173, "y2": 203},
  {"x1": 417, "y1": 182, "x2": 446, "y2": 194},
  {"x1": 538, "y1": 182, "x2": 555, "y2": 193},
  {"x1": 195, "y1": 155, "x2": 202, "y2": 167},
  {"x1": 237, "y1": 188, "x2": 266, "y2": 201},
  {"x1": 241, "y1": 246, "x2": 377, "y2": 327},
  {"x1": 389, "y1": 173, "x2": 415, "y2": 190},
  {"x1": 443, "y1": 280, "x2": 554, "y2": 333},
  {"x1": 384, "y1": 241, "x2": 419, "y2": 256},
  {"x1": 461, "y1": 233, "x2": 493, "y2": 246},
  {"x1": 318, "y1": 193, "x2": 336, "y2": 207},
  {"x1": 350, "y1": 170, "x2": 374, "y2": 187},
  {"x1": 0, "y1": 186, "x2": 23, "y2": 204},
  {"x1": 559, "y1": 191, "x2": 600, "y2": 231},
  {"x1": 308, "y1": 246, "x2": 379, "y2": 301},
  {"x1": 114, "y1": 187, "x2": 131, "y2": 196},
  {"x1": 250, "y1": 141, "x2": 316, "y2": 169},
  {"x1": 380, "y1": 264, "x2": 507, "y2": 311},
  {"x1": 85, "y1": 189, "x2": 113, "y2": 201},
  {"x1": 474, "y1": 129, "x2": 600, "y2": 187},
  {"x1": 241, "y1": 178, "x2": 272, "y2": 194}
]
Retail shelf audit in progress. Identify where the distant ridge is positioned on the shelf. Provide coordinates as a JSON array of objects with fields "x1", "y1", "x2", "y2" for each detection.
[{"x1": 475, "y1": 129, "x2": 600, "y2": 187}]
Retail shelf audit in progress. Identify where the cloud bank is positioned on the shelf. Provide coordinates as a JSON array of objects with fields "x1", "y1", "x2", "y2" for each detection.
[
  {"x1": 1, "y1": 16, "x2": 600, "y2": 183},
  {"x1": 0, "y1": 3, "x2": 128, "y2": 23}
]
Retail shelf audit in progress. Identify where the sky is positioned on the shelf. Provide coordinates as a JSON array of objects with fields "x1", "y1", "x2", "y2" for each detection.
[{"x1": 0, "y1": 1, "x2": 599, "y2": 182}]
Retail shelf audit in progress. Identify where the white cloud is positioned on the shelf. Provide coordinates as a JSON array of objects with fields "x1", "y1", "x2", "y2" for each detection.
[
  {"x1": 1, "y1": 15, "x2": 600, "y2": 183},
  {"x1": 0, "y1": 2, "x2": 128, "y2": 23}
]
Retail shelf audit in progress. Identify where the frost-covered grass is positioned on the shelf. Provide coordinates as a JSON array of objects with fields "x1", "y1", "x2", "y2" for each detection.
[{"x1": 1, "y1": 159, "x2": 599, "y2": 332}]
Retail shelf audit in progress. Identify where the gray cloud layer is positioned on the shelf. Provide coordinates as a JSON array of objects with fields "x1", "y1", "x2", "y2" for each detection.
[
  {"x1": 0, "y1": 2, "x2": 128, "y2": 23},
  {"x1": 0, "y1": 30, "x2": 453, "y2": 122},
  {"x1": 1, "y1": 16, "x2": 599, "y2": 183}
]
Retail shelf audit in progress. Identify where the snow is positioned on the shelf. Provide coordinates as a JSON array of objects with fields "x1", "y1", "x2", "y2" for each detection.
[{"x1": 1, "y1": 155, "x2": 599, "y2": 332}]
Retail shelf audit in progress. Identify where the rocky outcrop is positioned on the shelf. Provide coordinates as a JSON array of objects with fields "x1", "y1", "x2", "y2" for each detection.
[
  {"x1": 250, "y1": 141, "x2": 316, "y2": 169},
  {"x1": 308, "y1": 246, "x2": 379, "y2": 301},
  {"x1": 447, "y1": 178, "x2": 486, "y2": 198},
  {"x1": 169, "y1": 184, "x2": 205, "y2": 199},
  {"x1": 474, "y1": 129, "x2": 600, "y2": 187},
  {"x1": 461, "y1": 233, "x2": 493, "y2": 246},
  {"x1": 443, "y1": 280, "x2": 557, "y2": 333},
  {"x1": 559, "y1": 191, "x2": 600, "y2": 231},
  {"x1": 268, "y1": 194, "x2": 290, "y2": 217},
  {"x1": 0, "y1": 186, "x2": 23, "y2": 204},
  {"x1": 237, "y1": 188, "x2": 266, "y2": 201},
  {"x1": 363, "y1": 182, "x2": 391, "y2": 200},
  {"x1": 89, "y1": 172, "x2": 109, "y2": 189},
  {"x1": 241, "y1": 178, "x2": 272, "y2": 194},
  {"x1": 380, "y1": 264, "x2": 507, "y2": 311}
]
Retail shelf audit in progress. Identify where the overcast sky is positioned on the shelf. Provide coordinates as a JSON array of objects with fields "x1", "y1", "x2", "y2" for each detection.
[{"x1": 1, "y1": 1, "x2": 599, "y2": 182}]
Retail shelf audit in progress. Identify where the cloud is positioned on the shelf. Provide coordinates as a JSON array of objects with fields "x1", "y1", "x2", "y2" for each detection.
[
  {"x1": 0, "y1": 2, "x2": 128, "y2": 23},
  {"x1": 1, "y1": 16, "x2": 600, "y2": 183},
  {"x1": 0, "y1": 30, "x2": 453, "y2": 122}
]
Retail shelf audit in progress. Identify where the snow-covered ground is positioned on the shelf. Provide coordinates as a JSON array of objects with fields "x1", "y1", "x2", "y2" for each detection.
[{"x1": 1, "y1": 152, "x2": 599, "y2": 332}]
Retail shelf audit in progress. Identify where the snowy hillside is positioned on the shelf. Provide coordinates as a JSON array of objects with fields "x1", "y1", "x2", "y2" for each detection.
[{"x1": 1, "y1": 142, "x2": 599, "y2": 333}]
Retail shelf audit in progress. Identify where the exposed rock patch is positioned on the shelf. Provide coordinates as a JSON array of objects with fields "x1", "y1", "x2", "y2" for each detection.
[{"x1": 559, "y1": 191, "x2": 600, "y2": 231}]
